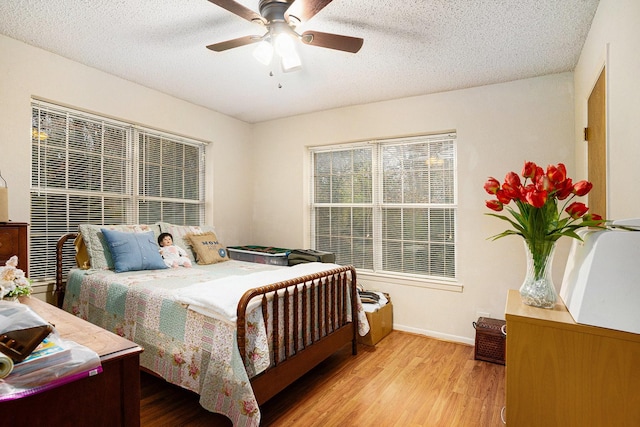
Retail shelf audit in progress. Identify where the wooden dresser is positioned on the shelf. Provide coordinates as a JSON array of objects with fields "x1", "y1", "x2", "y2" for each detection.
[
  {"x1": 1, "y1": 297, "x2": 143, "y2": 427},
  {"x1": 0, "y1": 222, "x2": 28, "y2": 274},
  {"x1": 505, "y1": 289, "x2": 640, "y2": 426}
]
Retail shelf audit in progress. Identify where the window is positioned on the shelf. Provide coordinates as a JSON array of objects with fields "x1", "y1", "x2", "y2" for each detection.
[
  {"x1": 310, "y1": 134, "x2": 457, "y2": 281},
  {"x1": 30, "y1": 101, "x2": 205, "y2": 280}
]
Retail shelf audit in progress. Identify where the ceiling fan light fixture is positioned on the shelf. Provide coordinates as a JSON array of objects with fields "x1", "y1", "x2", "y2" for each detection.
[
  {"x1": 253, "y1": 40, "x2": 274, "y2": 65},
  {"x1": 274, "y1": 32, "x2": 301, "y2": 72},
  {"x1": 273, "y1": 32, "x2": 296, "y2": 57},
  {"x1": 207, "y1": 0, "x2": 365, "y2": 68},
  {"x1": 281, "y1": 52, "x2": 302, "y2": 72}
]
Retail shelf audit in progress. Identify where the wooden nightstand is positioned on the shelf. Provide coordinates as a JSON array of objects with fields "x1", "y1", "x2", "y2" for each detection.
[
  {"x1": 1, "y1": 297, "x2": 143, "y2": 427},
  {"x1": 0, "y1": 222, "x2": 28, "y2": 274}
]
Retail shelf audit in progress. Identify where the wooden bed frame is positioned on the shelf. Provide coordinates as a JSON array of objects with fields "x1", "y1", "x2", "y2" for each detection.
[{"x1": 55, "y1": 232, "x2": 358, "y2": 405}]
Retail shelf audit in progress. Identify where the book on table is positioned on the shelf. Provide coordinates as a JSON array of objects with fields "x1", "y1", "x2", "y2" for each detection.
[{"x1": 10, "y1": 335, "x2": 73, "y2": 376}]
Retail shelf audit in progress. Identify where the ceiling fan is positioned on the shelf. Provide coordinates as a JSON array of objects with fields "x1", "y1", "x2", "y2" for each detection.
[{"x1": 206, "y1": 0, "x2": 364, "y2": 72}]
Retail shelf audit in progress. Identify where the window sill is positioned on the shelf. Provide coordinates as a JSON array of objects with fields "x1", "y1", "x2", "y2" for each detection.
[{"x1": 356, "y1": 271, "x2": 463, "y2": 293}]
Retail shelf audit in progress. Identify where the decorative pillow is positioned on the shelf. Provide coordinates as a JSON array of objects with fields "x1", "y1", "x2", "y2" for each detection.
[
  {"x1": 78, "y1": 224, "x2": 161, "y2": 270},
  {"x1": 73, "y1": 234, "x2": 91, "y2": 270},
  {"x1": 100, "y1": 229, "x2": 167, "y2": 273},
  {"x1": 157, "y1": 223, "x2": 216, "y2": 263},
  {"x1": 186, "y1": 232, "x2": 229, "y2": 265}
]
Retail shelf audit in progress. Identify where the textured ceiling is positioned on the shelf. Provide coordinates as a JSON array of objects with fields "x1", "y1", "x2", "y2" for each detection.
[{"x1": 0, "y1": 0, "x2": 600, "y2": 123}]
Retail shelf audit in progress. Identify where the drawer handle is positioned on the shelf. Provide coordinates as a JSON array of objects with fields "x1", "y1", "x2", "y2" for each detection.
[
  {"x1": 501, "y1": 406, "x2": 506, "y2": 424},
  {"x1": 501, "y1": 324, "x2": 507, "y2": 336}
]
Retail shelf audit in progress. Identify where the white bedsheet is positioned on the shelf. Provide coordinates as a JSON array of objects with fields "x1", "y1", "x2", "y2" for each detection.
[{"x1": 173, "y1": 262, "x2": 343, "y2": 323}]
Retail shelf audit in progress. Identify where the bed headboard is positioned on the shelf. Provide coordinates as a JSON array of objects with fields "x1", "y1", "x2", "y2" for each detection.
[{"x1": 55, "y1": 232, "x2": 78, "y2": 307}]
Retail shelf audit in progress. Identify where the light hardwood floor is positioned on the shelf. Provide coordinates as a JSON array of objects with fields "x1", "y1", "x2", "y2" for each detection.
[{"x1": 140, "y1": 331, "x2": 506, "y2": 426}]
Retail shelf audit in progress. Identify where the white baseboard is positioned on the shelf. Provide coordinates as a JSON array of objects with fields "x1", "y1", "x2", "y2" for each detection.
[{"x1": 392, "y1": 324, "x2": 475, "y2": 346}]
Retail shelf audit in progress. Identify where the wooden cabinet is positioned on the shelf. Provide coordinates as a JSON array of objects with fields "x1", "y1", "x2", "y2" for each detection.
[
  {"x1": 1, "y1": 297, "x2": 143, "y2": 427},
  {"x1": 0, "y1": 222, "x2": 28, "y2": 274},
  {"x1": 505, "y1": 289, "x2": 640, "y2": 426}
]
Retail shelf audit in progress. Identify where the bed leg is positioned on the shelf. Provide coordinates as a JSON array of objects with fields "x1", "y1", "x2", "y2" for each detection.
[
  {"x1": 350, "y1": 266, "x2": 358, "y2": 356},
  {"x1": 56, "y1": 290, "x2": 66, "y2": 309}
]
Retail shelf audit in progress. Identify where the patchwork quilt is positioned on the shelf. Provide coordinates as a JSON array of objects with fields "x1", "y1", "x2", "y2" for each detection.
[{"x1": 62, "y1": 260, "x2": 368, "y2": 426}]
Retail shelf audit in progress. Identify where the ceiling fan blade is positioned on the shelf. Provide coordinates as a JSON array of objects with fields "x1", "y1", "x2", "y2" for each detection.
[
  {"x1": 301, "y1": 30, "x2": 363, "y2": 53},
  {"x1": 208, "y1": 0, "x2": 266, "y2": 24},
  {"x1": 206, "y1": 35, "x2": 262, "y2": 52},
  {"x1": 285, "y1": 0, "x2": 334, "y2": 23}
]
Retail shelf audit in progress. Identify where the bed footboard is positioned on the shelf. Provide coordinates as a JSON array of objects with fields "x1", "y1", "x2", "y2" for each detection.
[{"x1": 237, "y1": 265, "x2": 358, "y2": 404}]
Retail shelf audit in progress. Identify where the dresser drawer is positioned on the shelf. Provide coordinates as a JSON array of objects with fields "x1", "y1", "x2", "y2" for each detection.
[{"x1": 0, "y1": 222, "x2": 28, "y2": 274}]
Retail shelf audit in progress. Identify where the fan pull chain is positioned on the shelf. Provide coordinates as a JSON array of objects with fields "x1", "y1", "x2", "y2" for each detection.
[{"x1": 269, "y1": 71, "x2": 283, "y2": 88}]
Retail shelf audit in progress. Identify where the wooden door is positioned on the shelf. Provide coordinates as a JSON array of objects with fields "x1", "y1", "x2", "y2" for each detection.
[{"x1": 586, "y1": 67, "x2": 607, "y2": 218}]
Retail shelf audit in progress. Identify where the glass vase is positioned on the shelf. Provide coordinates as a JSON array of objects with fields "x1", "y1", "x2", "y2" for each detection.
[{"x1": 519, "y1": 240, "x2": 558, "y2": 309}]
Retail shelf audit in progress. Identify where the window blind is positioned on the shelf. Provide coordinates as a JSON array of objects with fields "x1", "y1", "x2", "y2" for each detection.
[
  {"x1": 312, "y1": 146, "x2": 374, "y2": 270},
  {"x1": 310, "y1": 134, "x2": 457, "y2": 281},
  {"x1": 137, "y1": 131, "x2": 205, "y2": 225},
  {"x1": 30, "y1": 101, "x2": 205, "y2": 280},
  {"x1": 379, "y1": 136, "x2": 456, "y2": 278}
]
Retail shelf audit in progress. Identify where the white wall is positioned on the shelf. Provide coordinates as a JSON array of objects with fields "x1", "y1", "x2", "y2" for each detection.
[
  {"x1": 0, "y1": 34, "x2": 254, "y2": 246},
  {"x1": 574, "y1": 0, "x2": 640, "y2": 220},
  {"x1": 251, "y1": 73, "x2": 576, "y2": 343}
]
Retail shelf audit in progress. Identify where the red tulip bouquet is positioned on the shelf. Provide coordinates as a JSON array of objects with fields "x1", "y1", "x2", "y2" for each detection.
[{"x1": 483, "y1": 161, "x2": 605, "y2": 307}]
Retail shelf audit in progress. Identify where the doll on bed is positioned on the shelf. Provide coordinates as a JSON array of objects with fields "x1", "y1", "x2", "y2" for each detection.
[{"x1": 158, "y1": 232, "x2": 193, "y2": 268}]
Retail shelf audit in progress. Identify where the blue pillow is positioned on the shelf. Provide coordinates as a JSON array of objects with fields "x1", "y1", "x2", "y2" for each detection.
[{"x1": 100, "y1": 229, "x2": 167, "y2": 273}]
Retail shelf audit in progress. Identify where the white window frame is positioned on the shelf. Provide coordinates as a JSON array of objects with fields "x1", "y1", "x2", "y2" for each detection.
[
  {"x1": 309, "y1": 133, "x2": 458, "y2": 285},
  {"x1": 30, "y1": 100, "x2": 206, "y2": 280}
]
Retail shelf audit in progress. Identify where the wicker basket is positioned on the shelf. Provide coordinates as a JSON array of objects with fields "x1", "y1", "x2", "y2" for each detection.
[{"x1": 473, "y1": 317, "x2": 506, "y2": 365}]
